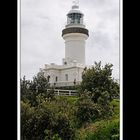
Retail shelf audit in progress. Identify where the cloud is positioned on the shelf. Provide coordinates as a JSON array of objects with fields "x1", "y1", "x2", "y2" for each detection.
[{"x1": 21, "y1": 0, "x2": 120, "y2": 80}]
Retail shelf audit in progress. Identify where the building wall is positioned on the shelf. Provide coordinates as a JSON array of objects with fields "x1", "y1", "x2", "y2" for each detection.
[
  {"x1": 44, "y1": 69, "x2": 61, "y2": 83},
  {"x1": 43, "y1": 66, "x2": 84, "y2": 87}
]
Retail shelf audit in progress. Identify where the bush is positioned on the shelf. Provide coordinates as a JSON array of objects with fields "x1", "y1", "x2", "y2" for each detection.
[
  {"x1": 24, "y1": 108, "x2": 56, "y2": 140},
  {"x1": 54, "y1": 113, "x2": 75, "y2": 140},
  {"x1": 84, "y1": 120, "x2": 119, "y2": 140},
  {"x1": 110, "y1": 99, "x2": 120, "y2": 116},
  {"x1": 75, "y1": 94, "x2": 100, "y2": 127},
  {"x1": 44, "y1": 130, "x2": 61, "y2": 140}
]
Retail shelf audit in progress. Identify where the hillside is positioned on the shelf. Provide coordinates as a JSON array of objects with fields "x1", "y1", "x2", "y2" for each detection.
[{"x1": 21, "y1": 62, "x2": 120, "y2": 140}]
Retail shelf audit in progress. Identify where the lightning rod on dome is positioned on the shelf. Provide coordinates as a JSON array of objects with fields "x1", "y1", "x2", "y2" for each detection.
[
  {"x1": 72, "y1": 0, "x2": 79, "y2": 9},
  {"x1": 73, "y1": 0, "x2": 79, "y2": 6}
]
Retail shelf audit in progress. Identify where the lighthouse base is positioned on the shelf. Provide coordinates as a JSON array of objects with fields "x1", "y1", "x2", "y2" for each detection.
[{"x1": 40, "y1": 60, "x2": 86, "y2": 87}]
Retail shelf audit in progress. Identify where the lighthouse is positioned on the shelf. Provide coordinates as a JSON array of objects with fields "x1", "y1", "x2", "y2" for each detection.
[
  {"x1": 41, "y1": 1, "x2": 89, "y2": 87},
  {"x1": 62, "y1": 2, "x2": 89, "y2": 65}
]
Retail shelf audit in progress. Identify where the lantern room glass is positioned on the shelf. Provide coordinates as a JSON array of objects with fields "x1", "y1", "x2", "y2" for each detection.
[{"x1": 67, "y1": 13, "x2": 83, "y2": 24}]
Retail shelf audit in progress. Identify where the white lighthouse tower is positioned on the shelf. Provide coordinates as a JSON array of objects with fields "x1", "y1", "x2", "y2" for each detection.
[
  {"x1": 62, "y1": 1, "x2": 89, "y2": 65},
  {"x1": 41, "y1": 1, "x2": 89, "y2": 87}
]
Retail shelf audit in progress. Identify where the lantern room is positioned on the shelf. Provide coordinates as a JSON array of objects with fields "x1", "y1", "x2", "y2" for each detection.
[{"x1": 66, "y1": 3, "x2": 85, "y2": 28}]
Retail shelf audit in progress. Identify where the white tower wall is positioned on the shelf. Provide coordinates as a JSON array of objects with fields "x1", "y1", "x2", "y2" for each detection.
[{"x1": 63, "y1": 33, "x2": 88, "y2": 65}]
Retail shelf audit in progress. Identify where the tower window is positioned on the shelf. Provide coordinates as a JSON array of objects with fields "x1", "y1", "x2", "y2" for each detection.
[{"x1": 65, "y1": 74, "x2": 68, "y2": 81}]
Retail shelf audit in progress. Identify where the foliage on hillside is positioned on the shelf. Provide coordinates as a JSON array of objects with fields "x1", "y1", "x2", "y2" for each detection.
[
  {"x1": 76, "y1": 119, "x2": 119, "y2": 140},
  {"x1": 21, "y1": 62, "x2": 120, "y2": 140},
  {"x1": 75, "y1": 99, "x2": 120, "y2": 140}
]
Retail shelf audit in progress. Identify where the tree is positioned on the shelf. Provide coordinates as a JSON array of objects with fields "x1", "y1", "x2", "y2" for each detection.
[
  {"x1": 79, "y1": 61, "x2": 119, "y2": 101},
  {"x1": 78, "y1": 61, "x2": 119, "y2": 118},
  {"x1": 29, "y1": 72, "x2": 49, "y2": 95},
  {"x1": 20, "y1": 76, "x2": 32, "y2": 101},
  {"x1": 21, "y1": 72, "x2": 50, "y2": 106}
]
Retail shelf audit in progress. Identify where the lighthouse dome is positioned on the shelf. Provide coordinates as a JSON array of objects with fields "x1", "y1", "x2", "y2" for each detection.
[{"x1": 67, "y1": 5, "x2": 84, "y2": 15}]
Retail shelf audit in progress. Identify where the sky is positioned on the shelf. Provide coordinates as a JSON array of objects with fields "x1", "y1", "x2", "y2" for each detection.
[{"x1": 21, "y1": 0, "x2": 120, "y2": 80}]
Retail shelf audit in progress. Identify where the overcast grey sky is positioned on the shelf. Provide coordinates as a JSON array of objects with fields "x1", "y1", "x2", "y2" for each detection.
[{"x1": 21, "y1": 0, "x2": 120, "y2": 80}]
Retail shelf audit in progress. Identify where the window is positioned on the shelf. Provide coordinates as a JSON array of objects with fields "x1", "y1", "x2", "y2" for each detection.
[
  {"x1": 47, "y1": 75, "x2": 50, "y2": 82},
  {"x1": 68, "y1": 13, "x2": 82, "y2": 24},
  {"x1": 74, "y1": 79, "x2": 76, "y2": 85},
  {"x1": 65, "y1": 74, "x2": 68, "y2": 81},
  {"x1": 64, "y1": 61, "x2": 67, "y2": 65},
  {"x1": 55, "y1": 76, "x2": 58, "y2": 82}
]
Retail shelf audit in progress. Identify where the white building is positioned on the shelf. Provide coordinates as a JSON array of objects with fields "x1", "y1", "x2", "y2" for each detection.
[{"x1": 41, "y1": 2, "x2": 89, "y2": 87}]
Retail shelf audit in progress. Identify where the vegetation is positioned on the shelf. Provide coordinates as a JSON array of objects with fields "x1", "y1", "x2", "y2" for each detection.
[
  {"x1": 21, "y1": 62, "x2": 120, "y2": 140},
  {"x1": 75, "y1": 119, "x2": 119, "y2": 140}
]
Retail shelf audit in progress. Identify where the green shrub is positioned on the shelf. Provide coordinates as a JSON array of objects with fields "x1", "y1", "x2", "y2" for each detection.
[
  {"x1": 54, "y1": 113, "x2": 75, "y2": 140},
  {"x1": 84, "y1": 120, "x2": 119, "y2": 140},
  {"x1": 44, "y1": 130, "x2": 61, "y2": 140},
  {"x1": 75, "y1": 95, "x2": 100, "y2": 127},
  {"x1": 110, "y1": 99, "x2": 120, "y2": 114}
]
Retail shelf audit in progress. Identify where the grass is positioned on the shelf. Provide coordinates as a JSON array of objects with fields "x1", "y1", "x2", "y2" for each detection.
[{"x1": 55, "y1": 96, "x2": 78, "y2": 104}]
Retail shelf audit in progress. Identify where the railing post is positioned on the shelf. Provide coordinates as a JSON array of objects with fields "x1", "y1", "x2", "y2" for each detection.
[{"x1": 58, "y1": 90, "x2": 59, "y2": 95}]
